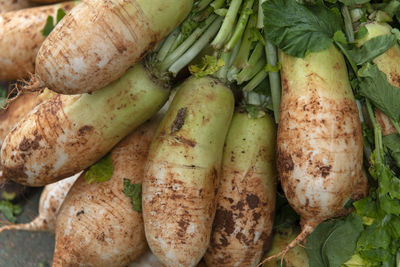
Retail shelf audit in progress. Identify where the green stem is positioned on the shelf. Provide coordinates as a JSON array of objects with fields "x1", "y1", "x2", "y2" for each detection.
[
  {"x1": 157, "y1": 28, "x2": 180, "y2": 62},
  {"x1": 257, "y1": 0, "x2": 266, "y2": 29},
  {"x1": 342, "y1": 6, "x2": 355, "y2": 43},
  {"x1": 216, "y1": 51, "x2": 233, "y2": 82},
  {"x1": 389, "y1": 118, "x2": 400, "y2": 135},
  {"x1": 265, "y1": 38, "x2": 281, "y2": 123},
  {"x1": 335, "y1": 41, "x2": 358, "y2": 75},
  {"x1": 196, "y1": 0, "x2": 214, "y2": 11},
  {"x1": 169, "y1": 17, "x2": 223, "y2": 76},
  {"x1": 225, "y1": 0, "x2": 255, "y2": 52},
  {"x1": 374, "y1": 122, "x2": 383, "y2": 165},
  {"x1": 160, "y1": 15, "x2": 217, "y2": 72},
  {"x1": 232, "y1": 14, "x2": 257, "y2": 69},
  {"x1": 236, "y1": 57, "x2": 265, "y2": 84},
  {"x1": 211, "y1": 0, "x2": 243, "y2": 49},
  {"x1": 211, "y1": 0, "x2": 225, "y2": 9},
  {"x1": 366, "y1": 99, "x2": 377, "y2": 131},
  {"x1": 242, "y1": 70, "x2": 267, "y2": 91}
]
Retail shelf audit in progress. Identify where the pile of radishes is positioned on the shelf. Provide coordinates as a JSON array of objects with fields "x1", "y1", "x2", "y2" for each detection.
[{"x1": 0, "y1": 0, "x2": 399, "y2": 266}]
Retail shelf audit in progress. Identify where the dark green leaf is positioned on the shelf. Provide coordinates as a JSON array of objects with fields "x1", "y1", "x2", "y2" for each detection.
[
  {"x1": 262, "y1": 0, "x2": 342, "y2": 58},
  {"x1": 358, "y1": 63, "x2": 400, "y2": 122},
  {"x1": 357, "y1": 224, "x2": 391, "y2": 262},
  {"x1": 383, "y1": 134, "x2": 400, "y2": 168},
  {"x1": 56, "y1": 8, "x2": 66, "y2": 23},
  {"x1": 84, "y1": 153, "x2": 114, "y2": 184},
  {"x1": 346, "y1": 35, "x2": 397, "y2": 65},
  {"x1": 40, "y1": 16, "x2": 55, "y2": 37},
  {"x1": 355, "y1": 26, "x2": 368, "y2": 40},
  {"x1": 354, "y1": 196, "x2": 378, "y2": 218},
  {"x1": 0, "y1": 200, "x2": 22, "y2": 223},
  {"x1": 123, "y1": 178, "x2": 142, "y2": 213},
  {"x1": 307, "y1": 214, "x2": 363, "y2": 267}
]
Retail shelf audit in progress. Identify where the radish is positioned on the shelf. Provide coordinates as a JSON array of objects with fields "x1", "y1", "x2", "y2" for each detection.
[
  {"x1": 355, "y1": 22, "x2": 400, "y2": 136},
  {"x1": 143, "y1": 76, "x2": 235, "y2": 267},
  {"x1": 0, "y1": 173, "x2": 79, "y2": 233},
  {"x1": 53, "y1": 118, "x2": 159, "y2": 267},
  {"x1": 32, "y1": 0, "x2": 193, "y2": 94},
  {"x1": 0, "y1": 0, "x2": 33, "y2": 13},
  {"x1": 262, "y1": 45, "x2": 363, "y2": 263},
  {"x1": 1, "y1": 3, "x2": 222, "y2": 186},
  {"x1": 204, "y1": 111, "x2": 277, "y2": 267},
  {"x1": 0, "y1": 2, "x2": 76, "y2": 81}
]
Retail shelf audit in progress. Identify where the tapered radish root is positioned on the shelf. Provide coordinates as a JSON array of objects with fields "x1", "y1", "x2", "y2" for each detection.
[
  {"x1": 260, "y1": 45, "x2": 363, "y2": 265},
  {"x1": 34, "y1": 0, "x2": 193, "y2": 94},
  {"x1": 0, "y1": 173, "x2": 79, "y2": 234},
  {"x1": 0, "y1": 2, "x2": 76, "y2": 81},
  {"x1": 1, "y1": 64, "x2": 169, "y2": 186},
  {"x1": 53, "y1": 119, "x2": 160, "y2": 267},
  {"x1": 205, "y1": 112, "x2": 277, "y2": 267},
  {"x1": 143, "y1": 76, "x2": 234, "y2": 267}
]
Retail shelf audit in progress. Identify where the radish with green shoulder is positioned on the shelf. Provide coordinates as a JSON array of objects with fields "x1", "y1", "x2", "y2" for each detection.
[
  {"x1": 31, "y1": 0, "x2": 193, "y2": 94},
  {"x1": 204, "y1": 111, "x2": 277, "y2": 267}
]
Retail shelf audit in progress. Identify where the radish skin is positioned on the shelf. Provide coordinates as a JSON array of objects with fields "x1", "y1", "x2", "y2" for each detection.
[
  {"x1": 1, "y1": 63, "x2": 169, "y2": 186},
  {"x1": 205, "y1": 112, "x2": 277, "y2": 267},
  {"x1": 262, "y1": 45, "x2": 363, "y2": 262},
  {"x1": 143, "y1": 76, "x2": 234, "y2": 267},
  {"x1": 0, "y1": 173, "x2": 79, "y2": 233},
  {"x1": 0, "y1": 0, "x2": 33, "y2": 13},
  {"x1": 34, "y1": 0, "x2": 193, "y2": 94},
  {"x1": 356, "y1": 22, "x2": 400, "y2": 135},
  {"x1": 53, "y1": 119, "x2": 159, "y2": 267},
  {"x1": 0, "y1": 2, "x2": 76, "y2": 81}
]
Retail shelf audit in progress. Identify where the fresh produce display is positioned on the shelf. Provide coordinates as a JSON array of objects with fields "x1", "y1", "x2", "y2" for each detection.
[{"x1": 0, "y1": 0, "x2": 399, "y2": 266}]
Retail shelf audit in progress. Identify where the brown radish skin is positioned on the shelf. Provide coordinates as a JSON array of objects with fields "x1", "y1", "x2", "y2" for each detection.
[
  {"x1": 53, "y1": 119, "x2": 160, "y2": 267},
  {"x1": 1, "y1": 63, "x2": 169, "y2": 186},
  {"x1": 0, "y1": 173, "x2": 79, "y2": 234},
  {"x1": 143, "y1": 76, "x2": 234, "y2": 267},
  {"x1": 0, "y1": 90, "x2": 54, "y2": 150},
  {"x1": 356, "y1": 22, "x2": 400, "y2": 136},
  {"x1": 204, "y1": 112, "x2": 277, "y2": 267},
  {"x1": 262, "y1": 45, "x2": 363, "y2": 263},
  {"x1": 0, "y1": 2, "x2": 75, "y2": 82},
  {"x1": 34, "y1": 0, "x2": 193, "y2": 94},
  {"x1": 0, "y1": 0, "x2": 33, "y2": 13}
]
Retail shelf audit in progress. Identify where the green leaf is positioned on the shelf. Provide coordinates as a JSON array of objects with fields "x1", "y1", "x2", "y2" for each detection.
[
  {"x1": 358, "y1": 63, "x2": 400, "y2": 122},
  {"x1": 307, "y1": 214, "x2": 364, "y2": 267},
  {"x1": 56, "y1": 8, "x2": 66, "y2": 23},
  {"x1": 262, "y1": 0, "x2": 343, "y2": 58},
  {"x1": 383, "y1": 134, "x2": 400, "y2": 167},
  {"x1": 334, "y1": 30, "x2": 348, "y2": 45},
  {"x1": 357, "y1": 224, "x2": 391, "y2": 262},
  {"x1": 40, "y1": 16, "x2": 55, "y2": 37},
  {"x1": 354, "y1": 197, "x2": 378, "y2": 219},
  {"x1": 1, "y1": 191, "x2": 16, "y2": 201},
  {"x1": 347, "y1": 35, "x2": 397, "y2": 65},
  {"x1": 189, "y1": 55, "x2": 225, "y2": 78},
  {"x1": 84, "y1": 153, "x2": 114, "y2": 184},
  {"x1": 123, "y1": 179, "x2": 142, "y2": 213},
  {"x1": 0, "y1": 200, "x2": 22, "y2": 223},
  {"x1": 339, "y1": 0, "x2": 370, "y2": 5},
  {"x1": 355, "y1": 26, "x2": 368, "y2": 40},
  {"x1": 264, "y1": 62, "x2": 281, "y2": 73},
  {"x1": 41, "y1": 8, "x2": 66, "y2": 37}
]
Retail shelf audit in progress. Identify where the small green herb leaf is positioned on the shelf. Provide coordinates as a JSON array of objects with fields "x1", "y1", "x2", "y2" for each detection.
[
  {"x1": 333, "y1": 30, "x2": 348, "y2": 45},
  {"x1": 189, "y1": 55, "x2": 224, "y2": 78},
  {"x1": 41, "y1": 8, "x2": 66, "y2": 37},
  {"x1": 355, "y1": 26, "x2": 368, "y2": 40},
  {"x1": 263, "y1": 0, "x2": 343, "y2": 58},
  {"x1": 358, "y1": 63, "x2": 400, "y2": 122},
  {"x1": 123, "y1": 179, "x2": 142, "y2": 213},
  {"x1": 0, "y1": 200, "x2": 22, "y2": 223},
  {"x1": 84, "y1": 153, "x2": 114, "y2": 184}
]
